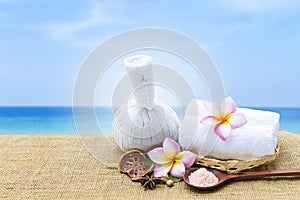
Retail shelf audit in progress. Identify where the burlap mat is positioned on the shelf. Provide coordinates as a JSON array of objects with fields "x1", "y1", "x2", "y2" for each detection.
[{"x1": 0, "y1": 131, "x2": 299, "y2": 200}]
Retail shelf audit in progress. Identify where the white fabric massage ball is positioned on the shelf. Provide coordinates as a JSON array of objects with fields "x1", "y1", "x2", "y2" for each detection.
[{"x1": 113, "y1": 54, "x2": 180, "y2": 152}]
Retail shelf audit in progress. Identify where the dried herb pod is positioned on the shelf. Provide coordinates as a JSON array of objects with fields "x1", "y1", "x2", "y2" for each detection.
[
  {"x1": 166, "y1": 179, "x2": 174, "y2": 187},
  {"x1": 138, "y1": 175, "x2": 162, "y2": 190},
  {"x1": 118, "y1": 150, "x2": 154, "y2": 180}
]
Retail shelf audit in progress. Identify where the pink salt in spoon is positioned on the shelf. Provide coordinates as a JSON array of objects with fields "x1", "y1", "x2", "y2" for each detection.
[{"x1": 183, "y1": 168, "x2": 300, "y2": 191}]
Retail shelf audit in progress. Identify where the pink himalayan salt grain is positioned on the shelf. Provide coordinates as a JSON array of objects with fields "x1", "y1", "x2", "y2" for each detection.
[{"x1": 188, "y1": 168, "x2": 219, "y2": 187}]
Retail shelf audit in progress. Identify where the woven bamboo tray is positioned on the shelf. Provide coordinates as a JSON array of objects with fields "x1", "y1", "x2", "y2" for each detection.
[{"x1": 195, "y1": 146, "x2": 280, "y2": 174}]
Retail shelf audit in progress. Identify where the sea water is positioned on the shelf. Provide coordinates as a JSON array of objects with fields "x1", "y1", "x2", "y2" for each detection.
[{"x1": 0, "y1": 107, "x2": 299, "y2": 134}]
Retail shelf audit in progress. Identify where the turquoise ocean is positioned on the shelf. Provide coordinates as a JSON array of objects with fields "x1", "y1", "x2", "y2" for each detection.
[{"x1": 0, "y1": 107, "x2": 299, "y2": 135}]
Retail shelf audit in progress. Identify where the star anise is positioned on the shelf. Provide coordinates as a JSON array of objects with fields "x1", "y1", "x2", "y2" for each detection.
[{"x1": 138, "y1": 175, "x2": 162, "y2": 190}]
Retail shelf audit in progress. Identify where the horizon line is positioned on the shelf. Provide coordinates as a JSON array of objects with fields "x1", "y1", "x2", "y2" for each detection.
[{"x1": 0, "y1": 105, "x2": 299, "y2": 109}]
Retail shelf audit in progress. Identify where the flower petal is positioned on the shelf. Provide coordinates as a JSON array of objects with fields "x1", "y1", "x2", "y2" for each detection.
[
  {"x1": 203, "y1": 100, "x2": 221, "y2": 118},
  {"x1": 214, "y1": 121, "x2": 232, "y2": 141},
  {"x1": 227, "y1": 112, "x2": 247, "y2": 129},
  {"x1": 163, "y1": 137, "x2": 180, "y2": 159},
  {"x1": 154, "y1": 162, "x2": 172, "y2": 177},
  {"x1": 200, "y1": 116, "x2": 220, "y2": 125},
  {"x1": 170, "y1": 160, "x2": 185, "y2": 178},
  {"x1": 220, "y1": 96, "x2": 236, "y2": 118},
  {"x1": 175, "y1": 151, "x2": 197, "y2": 168},
  {"x1": 148, "y1": 147, "x2": 172, "y2": 164}
]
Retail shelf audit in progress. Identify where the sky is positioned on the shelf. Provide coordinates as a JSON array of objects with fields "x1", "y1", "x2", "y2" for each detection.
[{"x1": 0, "y1": 0, "x2": 300, "y2": 107}]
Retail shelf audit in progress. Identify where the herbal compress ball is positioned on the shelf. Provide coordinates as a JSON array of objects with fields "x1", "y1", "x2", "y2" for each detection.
[{"x1": 113, "y1": 55, "x2": 180, "y2": 152}]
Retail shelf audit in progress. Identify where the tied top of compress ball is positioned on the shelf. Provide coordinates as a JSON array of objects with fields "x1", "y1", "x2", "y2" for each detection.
[{"x1": 124, "y1": 54, "x2": 155, "y2": 110}]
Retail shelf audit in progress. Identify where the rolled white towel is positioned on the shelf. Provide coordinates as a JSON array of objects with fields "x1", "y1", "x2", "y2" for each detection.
[
  {"x1": 238, "y1": 108, "x2": 280, "y2": 137},
  {"x1": 179, "y1": 99, "x2": 279, "y2": 160}
]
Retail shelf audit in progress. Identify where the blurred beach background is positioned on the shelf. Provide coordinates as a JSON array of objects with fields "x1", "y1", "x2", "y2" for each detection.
[
  {"x1": 0, "y1": 0, "x2": 300, "y2": 135},
  {"x1": 0, "y1": 107, "x2": 299, "y2": 134}
]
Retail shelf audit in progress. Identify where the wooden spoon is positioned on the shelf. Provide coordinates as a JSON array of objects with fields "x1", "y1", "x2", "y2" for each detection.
[{"x1": 183, "y1": 168, "x2": 300, "y2": 191}]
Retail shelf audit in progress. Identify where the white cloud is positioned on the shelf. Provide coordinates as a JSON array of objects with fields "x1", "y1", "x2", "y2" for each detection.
[
  {"x1": 69, "y1": 39, "x2": 106, "y2": 48},
  {"x1": 44, "y1": 0, "x2": 126, "y2": 40},
  {"x1": 218, "y1": 0, "x2": 300, "y2": 14},
  {"x1": 42, "y1": 1, "x2": 128, "y2": 48}
]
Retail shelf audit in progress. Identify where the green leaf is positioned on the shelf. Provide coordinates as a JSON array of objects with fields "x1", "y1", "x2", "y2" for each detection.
[
  {"x1": 168, "y1": 174, "x2": 182, "y2": 183},
  {"x1": 106, "y1": 163, "x2": 119, "y2": 169}
]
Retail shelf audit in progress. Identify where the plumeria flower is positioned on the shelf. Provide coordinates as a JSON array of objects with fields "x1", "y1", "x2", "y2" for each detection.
[
  {"x1": 200, "y1": 96, "x2": 247, "y2": 141},
  {"x1": 147, "y1": 137, "x2": 196, "y2": 178}
]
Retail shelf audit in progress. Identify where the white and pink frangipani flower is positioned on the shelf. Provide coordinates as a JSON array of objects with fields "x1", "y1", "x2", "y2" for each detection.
[
  {"x1": 200, "y1": 96, "x2": 247, "y2": 141},
  {"x1": 147, "y1": 137, "x2": 196, "y2": 178}
]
